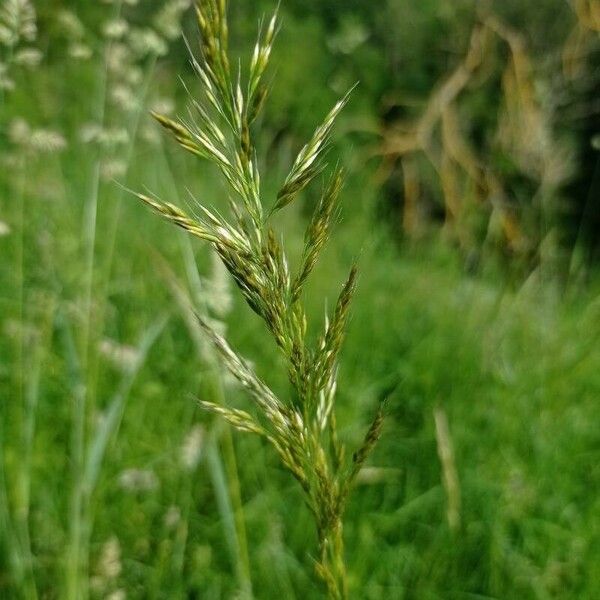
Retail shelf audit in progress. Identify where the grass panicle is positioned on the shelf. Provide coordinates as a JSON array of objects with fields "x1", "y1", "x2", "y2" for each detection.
[{"x1": 138, "y1": 1, "x2": 382, "y2": 597}]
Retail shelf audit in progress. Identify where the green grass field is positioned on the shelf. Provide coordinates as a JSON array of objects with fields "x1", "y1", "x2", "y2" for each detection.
[{"x1": 1, "y1": 1, "x2": 599, "y2": 598}]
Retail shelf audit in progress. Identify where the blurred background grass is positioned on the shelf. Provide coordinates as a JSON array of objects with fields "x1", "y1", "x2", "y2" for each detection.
[{"x1": 1, "y1": 0, "x2": 599, "y2": 598}]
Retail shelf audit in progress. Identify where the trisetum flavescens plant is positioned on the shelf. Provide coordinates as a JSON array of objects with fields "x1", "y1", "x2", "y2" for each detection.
[
  {"x1": 137, "y1": 1, "x2": 385, "y2": 597},
  {"x1": 0, "y1": 0, "x2": 40, "y2": 95}
]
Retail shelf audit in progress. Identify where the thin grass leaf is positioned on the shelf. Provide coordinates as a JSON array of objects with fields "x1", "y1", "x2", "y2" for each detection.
[
  {"x1": 205, "y1": 431, "x2": 253, "y2": 596},
  {"x1": 82, "y1": 317, "x2": 168, "y2": 494}
]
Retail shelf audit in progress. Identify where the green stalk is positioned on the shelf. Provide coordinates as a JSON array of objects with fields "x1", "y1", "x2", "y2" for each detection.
[{"x1": 317, "y1": 517, "x2": 347, "y2": 600}]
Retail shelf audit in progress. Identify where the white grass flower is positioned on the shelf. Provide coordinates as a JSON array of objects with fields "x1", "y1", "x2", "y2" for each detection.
[
  {"x1": 164, "y1": 505, "x2": 181, "y2": 529},
  {"x1": 8, "y1": 117, "x2": 29, "y2": 145},
  {"x1": 180, "y1": 425, "x2": 204, "y2": 471},
  {"x1": 103, "y1": 18, "x2": 129, "y2": 40},
  {"x1": 98, "y1": 536, "x2": 122, "y2": 580},
  {"x1": 0, "y1": 62, "x2": 14, "y2": 90},
  {"x1": 111, "y1": 84, "x2": 138, "y2": 112},
  {"x1": 13, "y1": 47, "x2": 42, "y2": 67},
  {"x1": 118, "y1": 468, "x2": 159, "y2": 492},
  {"x1": 327, "y1": 16, "x2": 369, "y2": 55},
  {"x1": 56, "y1": 9, "x2": 84, "y2": 39},
  {"x1": 106, "y1": 590, "x2": 126, "y2": 600},
  {"x1": 10, "y1": 119, "x2": 67, "y2": 154},
  {"x1": 140, "y1": 122, "x2": 162, "y2": 145},
  {"x1": 79, "y1": 122, "x2": 103, "y2": 144},
  {"x1": 0, "y1": 220, "x2": 11, "y2": 236},
  {"x1": 69, "y1": 42, "x2": 92, "y2": 60},
  {"x1": 99, "y1": 338, "x2": 140, "y2": 371},
  {"x1": 107, "y1": 43, "x2": 131, "y2": 73},
  {"x1": 151, "y1": 97, "x2": 175, "y2": 116},
  {"x1": 29, "y1": 129, "x2": 67, "y2": 153},
  {"x1": 0, "y1": 0, "x2": 37, "y2": 47},
  {"x1": 100, "y1": 159, "x2": 128, "y2": 181},
  {"x1": 97, "y1": 127, "x2": 129, "y2": 149},
  {"x1": 154, "y1": 0, "x2": 191, "y2": 41},
  {"x1": 124, "y1": 66, "x2": 143, "y2": 86},
  {"x1": 128, "y1": 28, "x2": 168, "y2": 58}
]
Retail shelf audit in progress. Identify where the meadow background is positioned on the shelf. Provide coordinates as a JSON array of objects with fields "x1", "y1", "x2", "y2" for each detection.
[{"x1": 1, "y1": 0, "x2": 599, "y2": 598}]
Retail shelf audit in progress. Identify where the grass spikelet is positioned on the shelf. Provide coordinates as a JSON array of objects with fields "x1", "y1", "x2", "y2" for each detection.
[
  {"x1": 343, "y1": 401, "x2": 386, "y2": 496},
  {"x1": 135, "y1": 192, "x2": 217, "y2": 242},
  {"x1": 273, "y1": 88, "x2": 354, "y2": 213},
  {"x1": 198, "y1": 400, "x2": 266, "y2": 436},
  {"x1": 150, "y1": 111, "x2": 207, "y2": 158},
  {"x1": 314, "y1": 265, "x2": 358, "y2": 395},
  {"x1": 292, "y1": 168, "x2": 344, "y2": 302}
]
